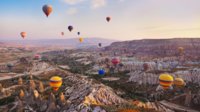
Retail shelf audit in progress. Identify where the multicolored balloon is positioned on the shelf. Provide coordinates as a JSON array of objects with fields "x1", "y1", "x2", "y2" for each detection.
[
  {"x1": 49, "y1": 76, "x2": 62, "y2": 91},
  {"x1": 42, "y1": 5, "x2": 53, "y2": 17},
  {"x1": 159, "y1": 74, "x2": 174, "y2": 90}
]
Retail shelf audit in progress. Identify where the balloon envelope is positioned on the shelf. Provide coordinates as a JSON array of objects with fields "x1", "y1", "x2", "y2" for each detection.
[
  {"x1": 49, "y1": 76, "x2": 62, "y2": 91},
  {"x1": 79, "y1": 37, "x2": 83, "y2": 42},
  {"x1": 98, "y1": 69, "x2": 105, "y2": 75},
  {"x1": 112, "y1": 58, "x2": 120, "y2": 65},
  {"x1": 42, "y1": 5, "x2": 53, "y2": 17},
  {"x1": 159, "y1": 74, "x2": 174, "y2": 90},
  {"x1": 178, "y1": 47, "x2": 184, "y2": 55},
  {"x1": 98, "y1": 43, "x2": 102, "y2": 47},
  {"x1": 20, "y1": 32, "x2": 27, "y2": 39},
  {"x1": 106, "y1": 17, "x2": 111, "y2": 22},
  {"x1": 34, "y1": 54, "x2": 41, "y2": 60},
  {"x1": 61, "y1": 32, "x2": 64, "y2": 36},
  {"x1": 68, "y1": 26, "x2": 73, "y2": 32},
  {"x1": 174, "y1": 78, "x2": 185, "y2": 87}
]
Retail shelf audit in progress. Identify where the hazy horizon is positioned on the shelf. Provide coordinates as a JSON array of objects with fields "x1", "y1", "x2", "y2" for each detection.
[{"x1": 1, "y1": 0, "x2": 200, "y2": 40}]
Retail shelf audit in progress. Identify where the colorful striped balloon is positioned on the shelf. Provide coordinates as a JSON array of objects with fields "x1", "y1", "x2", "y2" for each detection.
[
  {"x1": 49, "y1": 76, "x2": 62, "y2": 91},
  {"x1": 159, "y1": 74, "x2": 173, "y2": 90}
]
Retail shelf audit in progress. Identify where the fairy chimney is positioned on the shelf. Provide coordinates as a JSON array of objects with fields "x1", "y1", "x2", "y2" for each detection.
[
  {"x1": 59, "y1": 92, "x2": 66, "y2": 104},
  {"x1": 33, "y1": 90, "x2": 40, "y2": 99},
  {"x1": 18, "y1": 77, "x2": 23, "y2": 85},
  {"x1": 49, "y1": 92, "x2": 56, "y2": 102},
  {"x1": 29, "y1": 80, "x2": 36, "y2": 90},
  {"x1": 38, "y1": 81, "x2": 44, "y2": 93},
  {"x1": 19, "y1": 89, "x2": 25, "y2": 100},
  {"x1": 15, "y1": 96, "x2": 24, "y2": 112},
  {"x1": 30, "y1": 74, "x2": 33, "y2": 80},
  {"x1": 184, "y1": 89, "x2": 192, "y2": 106},
  {"x1": 0, "y1": 83, "x2": 3, "y2": 92}
]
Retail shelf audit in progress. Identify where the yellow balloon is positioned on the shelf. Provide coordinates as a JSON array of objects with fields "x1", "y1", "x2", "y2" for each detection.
[
  {"x1": 174, "y1": 78, "x2": 185, "y2": 88},
  {"x1": 79, "y1": 37, "x2": 83, "y2": 43},
  {"x1": 178, "y1": 47, "x2": 184, "y2": 55},
  {"x1": 49, "y1": 76, "x2": 62, "y2": 91},
  {"x1": 159, "y1": 74, "x2": 174, "y2": 90}
]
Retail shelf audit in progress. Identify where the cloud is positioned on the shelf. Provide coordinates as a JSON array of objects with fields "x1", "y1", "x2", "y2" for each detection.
[
  {"x1": 62, "y1": 0, "x2": 86, "y2": 5},
  {"x1": 67, "y1": 7, "x2": 78, "y2": 15},
  {"x1": 91, "y1": 0, "x2": 106, "y2": 9}
]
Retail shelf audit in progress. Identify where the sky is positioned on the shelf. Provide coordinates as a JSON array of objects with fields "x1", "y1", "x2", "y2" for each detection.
[{"x1": 0, "y1": 0, "x2": 200, "y2": 40}]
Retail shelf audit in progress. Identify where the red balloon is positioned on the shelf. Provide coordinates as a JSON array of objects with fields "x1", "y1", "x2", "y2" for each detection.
[{"x1": 112, "y1": 58, "x2": 120, "y2": 65}]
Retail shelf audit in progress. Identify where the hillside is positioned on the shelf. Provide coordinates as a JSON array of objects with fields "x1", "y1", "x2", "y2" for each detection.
[
  {"x1": 105, "y1": 38, "x2": 200, "y2": 57},
  {"x1": 1, "y1": 38, "x2": 116, "y2": 49}
]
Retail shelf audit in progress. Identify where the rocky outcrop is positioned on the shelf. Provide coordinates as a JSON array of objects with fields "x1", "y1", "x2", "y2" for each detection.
[
  {"x1": 61, "y1": 71, "x2": 127, "y2": 111},
  {"x1": 0, "y1": 69, "x2": 126, "y2": 112}
]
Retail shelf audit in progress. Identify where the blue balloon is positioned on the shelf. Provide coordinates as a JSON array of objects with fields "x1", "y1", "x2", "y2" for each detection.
[{"x1": 98, "y1": 69, "x2": 105, "y2": 75}]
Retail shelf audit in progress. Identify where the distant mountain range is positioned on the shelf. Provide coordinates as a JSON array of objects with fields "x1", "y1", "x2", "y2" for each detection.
[
  {"x1": 1, "y1": 38, "x2": 117, "y2": 49},
  {"x1": 105, "y1": 38, "x2": 200, "y2": 57}
]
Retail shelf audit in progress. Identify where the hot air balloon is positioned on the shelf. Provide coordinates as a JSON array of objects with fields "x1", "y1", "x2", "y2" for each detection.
[
  {"x1": 99, "y1": 53, "x2": 103, "y2": 57},
  {"x1": 112, "y1": 58, "x2": 120, "y2": 65},
  {"x1": 106, "y1": 17, "x2": 111, "y2": 22},
  {"x1": 34, "y1": 54, "x2": 41, "y2": 60},
  {"x1": 68, "y1": 26, "x2": 73, "y2": 32},
  {"x1": 77, "y1": 32, "x2": 80, "y2": 35},
  {"x1": 42, "y1": 5, "x2": 53, "y2": 17},
  {"x1": 98, "y1": 43, "x2": 102, "y2": 47},
  {"x1": 174, "y1": 78, "x2": 185, "y2": 88},
  {"x1": 20, "y1": 32, "x2": 27, "y2": 39},
  {"x1": 49, "y1": 76, "x2": 62, "y2": 91},
  {"x1": 79, "y1": 37, "x2": 83, "y2": 43},
  {"x1": 98, "y1": 69, "x2": 105, "y2": 75},
  {"x1": 61, "y1": 32, "x2": 64, "y2": 36},
  {"x1": 178, "y1": 47, "x2": 184, "y2": 55},
  {"x1": 159, "y1": 74, "x2": 174, "y2": 90},
  {"x1": 143, "y1": 63, "x2": 149, "y2": 71}
]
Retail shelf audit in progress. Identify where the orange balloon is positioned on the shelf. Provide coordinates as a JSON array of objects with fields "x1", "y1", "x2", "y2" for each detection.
[
  {"x1": 79, "y1": 37, "x2": 83, "y2": 43},
  {"x1": 42, "y1": 5, "x2": 53, "y2": 17},
  {"x1": 20, "y1": 32, "x2": 27, "y2": 39}
]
